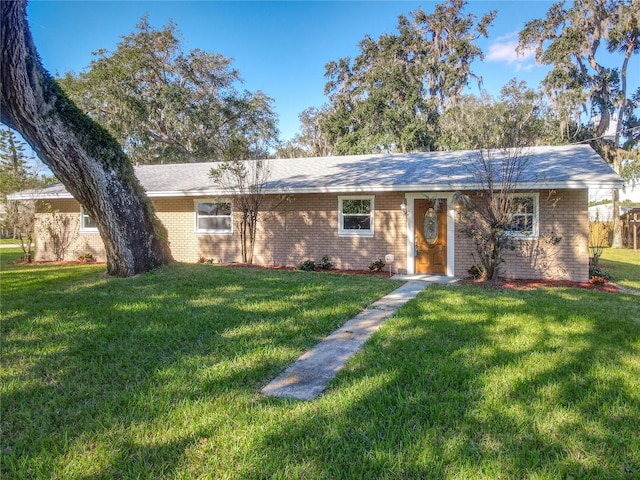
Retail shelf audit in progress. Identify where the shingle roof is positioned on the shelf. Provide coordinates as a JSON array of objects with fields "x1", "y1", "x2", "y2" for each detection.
[{"x1": 10, "y1": 144, "x2": 623, "y2": 200}]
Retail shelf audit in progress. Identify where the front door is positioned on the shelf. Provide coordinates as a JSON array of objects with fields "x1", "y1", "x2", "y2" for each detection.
[{"x1": 415, "y1": 199, "x2": 447, "y2": 274}]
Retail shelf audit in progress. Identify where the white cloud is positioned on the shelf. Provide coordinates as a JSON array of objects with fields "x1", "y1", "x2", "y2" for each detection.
[
  {"x1": 514, "y1": 62, "x2": 536, "y2": 73},
  {"x1": 486, "y1": 33, "x2": 535, "y2": 65}
]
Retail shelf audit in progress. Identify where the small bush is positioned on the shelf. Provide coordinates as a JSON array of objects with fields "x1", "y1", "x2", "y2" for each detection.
[
  {"x1": 369, "y1": 259, "x2": 386, "y2": 272},
  {"x1": 297, "y1": 260, "x2": 316, "y2": 271},
  {"x1": 468, "y1": 264, "x2": 485, "y2": 280},
  {"x1": 319, "y1": 255, "x2": 333, "y2": 270},
  {"x1": 77, "y1": 253, "x2": 95, "y2": 263},
  {"x1": 297, "y1": 256, "x2": 332, "y2": 272},
  {"x1": 590, "y1": 275, "x2": 607, "y2": 285},
  {"x1": 589, "y1": 263, "x2": 611, "y2": 281}
]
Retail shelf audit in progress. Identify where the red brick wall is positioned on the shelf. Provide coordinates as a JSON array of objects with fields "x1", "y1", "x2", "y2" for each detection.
[
  {"x1": 35, "y1": 193, "x2": 408, "y2": 272},
  {"x1": 34, "y1": 199, "x2": 105, "y2": 262},
  {"x1": 453, "y1": 189, "x2": 589, "y2": 282},
  {"x1": 34, "y1": 188, "x2": 589, "y2": 281},
  {"x1": 250, "y1": 193, "x2": 407, "y2": 271}
]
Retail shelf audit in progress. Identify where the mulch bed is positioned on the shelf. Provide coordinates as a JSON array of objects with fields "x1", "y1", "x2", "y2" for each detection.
[
  {"x1": 12, "y1": 259, "x2": 622, "y2": 292},
  {"x1": 222, "y1": 262, "x2": 391, "y2": 277},
  {"x1": 226, "y1": 263, "x2": 619, "y2": 290},
  {"x1": 459, "y1": 277, "x2": 619, "y2": 293}
]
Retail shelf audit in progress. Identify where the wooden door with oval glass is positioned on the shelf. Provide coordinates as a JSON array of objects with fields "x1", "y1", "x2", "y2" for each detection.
[{"x1": 414, "y1": 199, "x2": 447, "y2": 274}]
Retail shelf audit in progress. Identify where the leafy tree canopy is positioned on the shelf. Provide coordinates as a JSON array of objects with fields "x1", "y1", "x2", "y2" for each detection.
[
  {"x1": 59, "y1": 16, "x2": 279, "y2": 164},
  {"x1": 436, "y1": 80, "x2": 573, "y2": 150},
  {"x1": 519, "y1": 0, "x2": 639, "y2": 248},
  {"x1": 319, "y1": 0, "x2": 496, "y2": 155},
  {"x1": 518, "y1": 0, "x2": 639, "y2": 147},
  {"x1": 274, "y1": 107, "x2": 332, "y2": 158}
]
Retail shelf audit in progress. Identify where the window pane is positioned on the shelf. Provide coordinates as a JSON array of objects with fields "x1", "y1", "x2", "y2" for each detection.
[
  {"x1": 510, "y1": 215, "x2": 533, "y2": 233},
  {"x1": 198, "y1": 202, "x2": 231, "y2": 216},
  {"x1": 342, "y1": 199, "x2": 370, "y2": 215},
  {"x1": 198, "y1": 217, "x2": 232, "y2": 231},
  {"x1": 196, "y1": 201, "x2": 232, "y2": 233},
  {"x1": 83, "y1": 214, "x2": 97, "y2": 229},
  {"x1": 343, "y1": 215, "x2": 371, "y2": 230},
  {"x1": 508, "y1": 197, "x2": 534, "y2": 234},
  {"x1": 513, "y1": 197, "x2": 533, "y2": 214}
]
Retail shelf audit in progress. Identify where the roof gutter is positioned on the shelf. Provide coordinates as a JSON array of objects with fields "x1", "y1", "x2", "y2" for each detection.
[
  {"x1": 8, "y1": 178, "x2": 624, "y2": 201},
  {"x1": 6, "y1": 191, "x2": 74, "y2": 201}
]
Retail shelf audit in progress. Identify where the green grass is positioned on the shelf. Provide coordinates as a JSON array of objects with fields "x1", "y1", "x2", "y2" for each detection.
[
  {"x1": 0, "y1": 248, "x2": 30, "y2": 270},
  {"x1": 600, "y1": 247, "x2": 640, "y2": 293},
  {"x1": 2, "y1": 250, "x2": 639, "y2": 479}
]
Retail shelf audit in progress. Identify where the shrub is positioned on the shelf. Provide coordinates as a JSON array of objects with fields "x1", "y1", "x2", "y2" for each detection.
[
  {"x1": 319, "y1": 255, "x2": 333, "y2": 270},
  {"x1": 298, "y1": 256, "x2": 332, "y2": 272},
  {"x1": 77, "y1": 253, "x2": 95, "y2": 263},
  {"x1": 297, "y1": 260, "x2": 316, "y2": 271},
  {"x1": 589, "y1": 263, "x2": 611, "y2": 281},
  {"x1": 468, "y1": 264, "x2": 486, "y2": 280},
  {"x1": 369, "y1": 259, "x2": 386, "y2": 272}
]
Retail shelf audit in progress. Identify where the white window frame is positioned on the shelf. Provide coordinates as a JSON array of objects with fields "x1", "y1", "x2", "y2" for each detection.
[
  {"x1": 504, "y1": 193, "x2": 539, "y2": 239},
  {"x1": 80, "y1": 208, "x2": 98, "y2": 233},
  {"x1": 338, "y1": 195, "x2": 375, "y2": 237},
  {"x1": 194, "y1": 199, "x2": 233, "y2": 235}
]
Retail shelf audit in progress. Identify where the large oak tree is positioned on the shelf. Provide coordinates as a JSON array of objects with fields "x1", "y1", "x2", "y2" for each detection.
[
  {"x1": 320, "y1": 0, "x2": 496, "y2": 155},
  {"x1": 437, "y1": 80, "x2": 564, "y2": 150},
  {"x1": 59, "y1": 16, "x2": 279, "y2": 164},
  {"x1": 518, "y1": 0, "x2": 640, "y2": 246},
  {"x1": 0, "y1": 0, "x2": 172, "y2": 276}
]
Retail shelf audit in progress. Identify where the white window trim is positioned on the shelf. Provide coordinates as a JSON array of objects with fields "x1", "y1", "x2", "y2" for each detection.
[
  {"x1": 338, "y1": 195, "x2": 375, "y2": 238},
  {"x1": 79, "y1": 208, "x2": 99, "y2": 233},
  {"x1": 503, "y1": 193, "x2": 539, "y2": 240},
  {"x1": 194, "y1": 199, "x2": 233, "y2": 235}
]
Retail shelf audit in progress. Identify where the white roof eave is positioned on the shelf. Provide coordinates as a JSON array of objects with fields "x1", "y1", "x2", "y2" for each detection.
[
  {"x1": 143, "y1": 180, "x2": 624, "y2": 197},
  {"x1": 10, "y1": 179, "x2": 624, "y2": 201},
  {"x1": 6, "y1": 192, "x2": 75, "y2": 201}
]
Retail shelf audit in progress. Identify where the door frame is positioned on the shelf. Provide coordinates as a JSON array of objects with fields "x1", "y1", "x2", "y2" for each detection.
[{"x1": 404, "y1": 192, "x2": 455, "y2": 276}]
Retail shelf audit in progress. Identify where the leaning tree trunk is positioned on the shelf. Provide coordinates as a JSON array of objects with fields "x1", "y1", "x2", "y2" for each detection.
[{"x1": 0, "y1": 1, "x2": 172, "y2": 276}]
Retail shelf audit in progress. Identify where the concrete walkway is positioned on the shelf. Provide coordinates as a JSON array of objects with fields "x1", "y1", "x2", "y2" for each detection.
[{"x1": 261, "y1": 276, "x2": 457, "y2": 401}]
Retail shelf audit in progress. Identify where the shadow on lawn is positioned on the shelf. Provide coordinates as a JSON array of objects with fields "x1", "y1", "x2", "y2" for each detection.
[
  {"x1": 599, "y1": 256, "x2": 640, "y2": 294},
  {"x1": 3, "y1": 258, "x2": 639, "y2": 478},
  {"x1": 246, "y1": 285, "x2": 640, "y2": 479},
  {"x1": 2, "y1": 262, "x2": 395, "y2": 478}
]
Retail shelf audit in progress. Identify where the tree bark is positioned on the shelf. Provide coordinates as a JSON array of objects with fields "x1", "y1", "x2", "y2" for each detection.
[
  {"x1": 610, "y1": 36, "x2": 636, "y2": 249},
  {"x1": 0, "y1": 0, "x2": 172, "y2": 276}
]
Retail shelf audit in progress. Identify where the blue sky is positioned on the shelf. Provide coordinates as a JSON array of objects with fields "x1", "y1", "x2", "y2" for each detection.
[
  {"x1": 26, "y1": 0, "x2": 566, "y2": 142},
  {"x1": 18, "y1": 1, "x2": 640, "y2": 199}
]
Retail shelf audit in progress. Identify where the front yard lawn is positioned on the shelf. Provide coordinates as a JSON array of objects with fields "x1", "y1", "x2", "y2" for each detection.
[
  {"x1": 600, "y1": 247, "x2": 640, "y2": 293},
  {"x1": 1, "y1": 250, "x2": 639, "y2": 479}
]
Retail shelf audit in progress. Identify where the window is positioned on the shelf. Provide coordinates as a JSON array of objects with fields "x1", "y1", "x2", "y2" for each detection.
[
  {"x1": 505, "y1": 194, "x2": 539, "y2": 238},
  {"x1": 80, "y1": 208, "x2": 98, "y2": 233},
  {"x1": 339, "y1": 196, "x2": 374, "y2": 237},
  {"x1": 195, "y1": 200, "x2": 232, "y2": 234}
]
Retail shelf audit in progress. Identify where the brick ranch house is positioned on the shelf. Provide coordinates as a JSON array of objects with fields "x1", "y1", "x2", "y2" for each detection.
[{"x1": 13, "y1": 144, "x2": 622, "y2": 282}]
